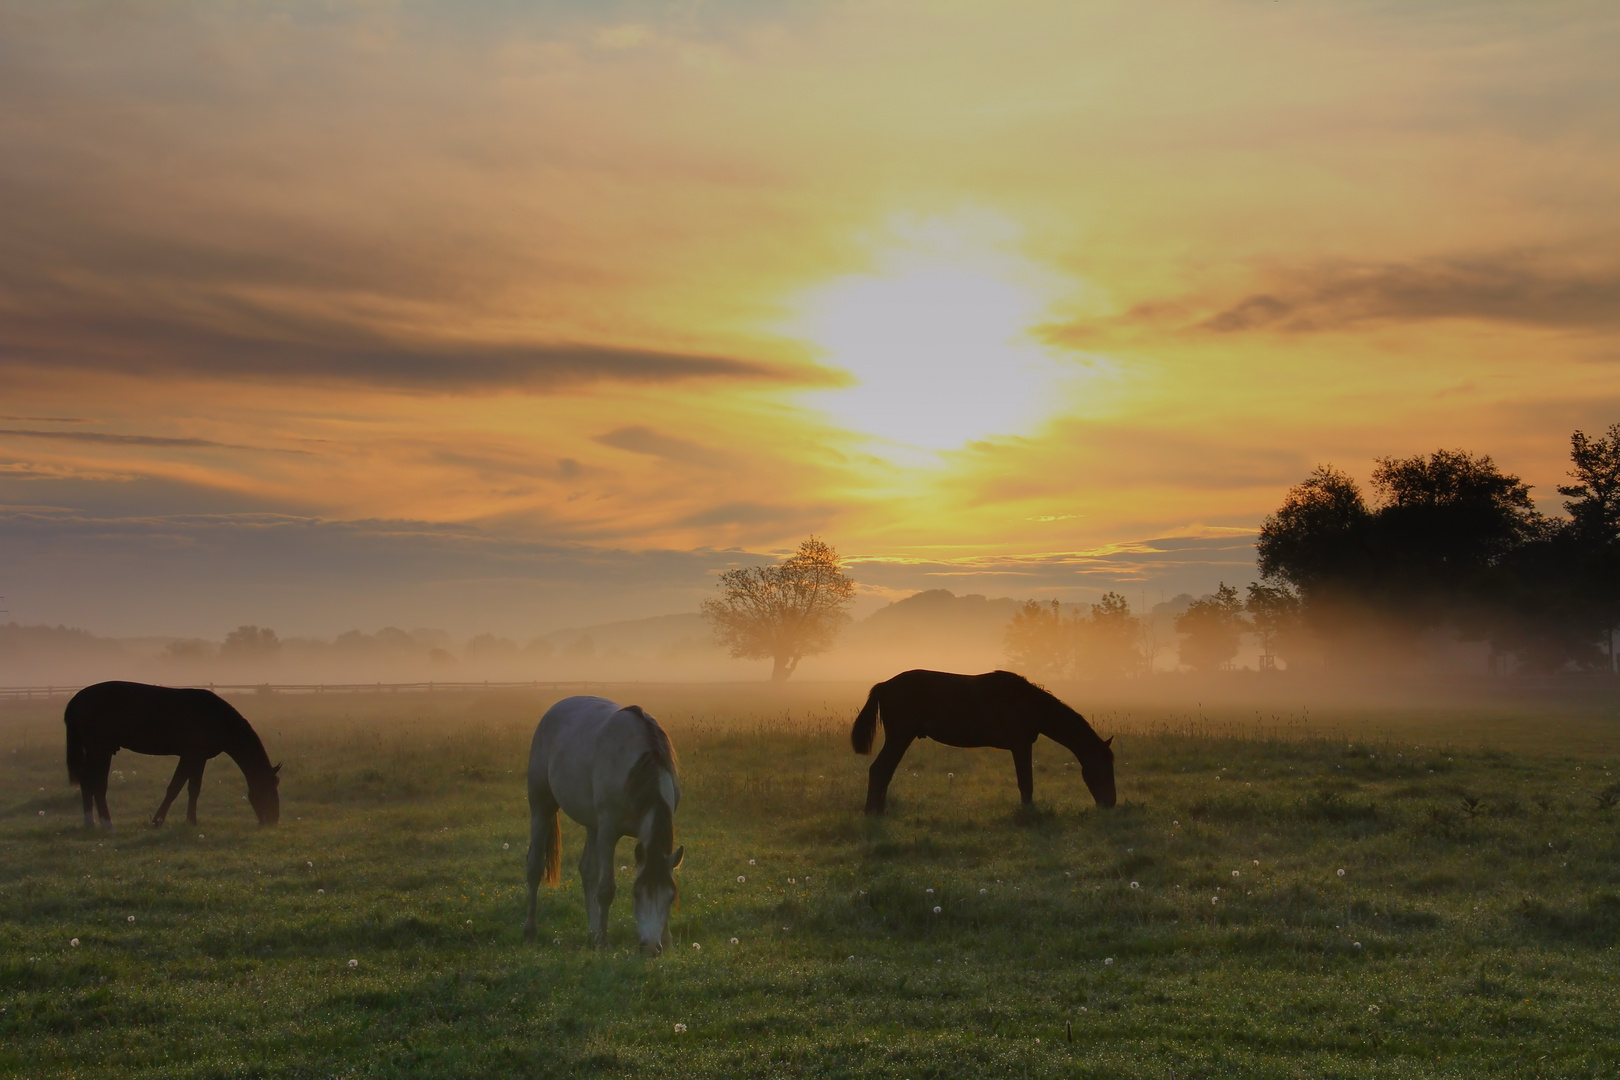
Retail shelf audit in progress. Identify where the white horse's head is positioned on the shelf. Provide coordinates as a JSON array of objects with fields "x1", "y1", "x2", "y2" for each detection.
[{"x1": 633, "y1": 841, "x2": 684, "y2": 955}]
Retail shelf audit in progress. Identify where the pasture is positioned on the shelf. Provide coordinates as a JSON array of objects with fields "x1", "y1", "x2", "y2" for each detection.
[{"x1": 2, "y1": 684, "x2": 1619, "y2": 1079}]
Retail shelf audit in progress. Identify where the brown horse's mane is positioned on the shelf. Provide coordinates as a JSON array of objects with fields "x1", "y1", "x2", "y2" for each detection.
[{"x1": 998, "y1": 671, "x2": 1108, "y2": 752}]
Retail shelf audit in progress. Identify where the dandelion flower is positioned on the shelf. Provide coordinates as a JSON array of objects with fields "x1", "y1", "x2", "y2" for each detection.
[
  {"x1": 980, "y1": 888, "x2": 988, "y2": 895},
  {"x1": 127, "y1": 915, "x2": 135, "y2": 923},
  {"x1": 198, "y1": 834, "x2": 204, "y2": 839},
  {"x1": 1104, "y1": 958, "x2": 1113, "y2": 965},
  {"x1": 933, "y1": 906, "x2": 942, "y2": 914},
  {"x1": 307, "y1": 861, "x2": 314, "y2": 868},
  {"x1": 1252, "y1": 860, "x2": 1259, "y2": 866},
  {"x1": 1353, "y1": 941, "x2": 1362, "y2": 949},
  {"x1": 1211, "y1": 896, "x2": 1219, "y2": 905},
  {"x1": 673, "y1": 1023, "x2": 687, "y2": 1033},
  {"x1": 1368, "y1": 1004, "x2": 1380, "y2": 1014},
  {"x1": 503, "y1": 843, "x2": 509, "y2": 850},
  {"x1": 1337, "y1": 868, "x2": 1346, "y2": 877},
  {"x1": 466, "y1": 920, "x2": 473, "y2": 926},
  {"x1": 1130, "y1": 881, "x2": 1140, "y2": 889},
  {"x1": 1173, "y1": 821, "x2": 1180, "y2": 827},
  {"x1": 789, "y1": 878, "x2": 796, "y2": 884},
  {"x1": 737, "y1": 875, "x2": 746, "y2": 883},
  {"x1": 70, "y1": 938, "x2": 80, "y2": 947},
  {"x1": 348, "y1": 959, "x2": 358, "y2": 968},
  {"x1": 1232, "y1": 871, "x2": 1240, "y2": 878},
  {"x1": 730, "y1": 937, "x2": 739, "y2": 945},
  {"x1": 317, "y1": 889, "x2": 325, "y2": 895},
  {"x1": 37, "y1": 811, "x2": 44, "y2": 817},
  {"x1": 621, "y1": 865, "x2": 627, "y2": 872},
  {"x1": 748, "y1": 859, "x2": 756, "y2": 866},
  {"x1": 926, "y1": 888, "x2": 934, "y2": 895},
  {"x1": 848, "y1": 955, "x2": 856, "y2": 960},
  {"x1": 692, "y1": 942, "x2": 701, "y2": 950}
]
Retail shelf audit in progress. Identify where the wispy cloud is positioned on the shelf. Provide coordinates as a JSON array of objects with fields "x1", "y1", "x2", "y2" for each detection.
[
  {"x1": 595, "y1": 426, "x2": 732, "y2": 469},
  {"x1": 0, "y1": 428, "x2": 299, "y2": 453}
]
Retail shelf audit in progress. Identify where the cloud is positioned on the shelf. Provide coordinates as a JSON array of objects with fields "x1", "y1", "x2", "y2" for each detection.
[
  {"x1": 595, "y1": 426, "x2": 732, "y2": 469},
  {"x1": 0, "y1": 428, "x2": 299, "y2": 453},
  {"x1": 1050, "y1": 256, "x2": 1620, "y2": 344},
  {"x1": 0, "y1": 308, "x2": 803, "y2": 393},
  {"x1": 674, "y1": 502, "x2": 833, "y2": 529}
]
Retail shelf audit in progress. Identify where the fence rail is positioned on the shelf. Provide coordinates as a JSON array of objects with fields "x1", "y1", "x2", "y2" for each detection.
[{"x1": 0, "y1": 681, "x2": 607, "y2": 701}]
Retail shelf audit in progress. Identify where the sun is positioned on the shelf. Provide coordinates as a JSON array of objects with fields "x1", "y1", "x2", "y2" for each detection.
[{"x1": 795, "y1": 214, "x2": 1071, "y2": 454}]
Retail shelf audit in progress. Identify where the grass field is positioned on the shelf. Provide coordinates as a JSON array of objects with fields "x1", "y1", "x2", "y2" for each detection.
[{"x1": 3, "y1": 684, "x2": 1619, "y2": 1078}]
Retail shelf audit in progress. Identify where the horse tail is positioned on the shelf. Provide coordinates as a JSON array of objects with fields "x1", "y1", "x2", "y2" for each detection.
[
  {"x1": 542, "y1": 809, "x2": 561, "y2": 886},
  {"x1": 851, "y1": 683, "x2": 882, "y2": 754},
  {"x1": 64, "y1": 694, "x2": 86, "y2": 786}
]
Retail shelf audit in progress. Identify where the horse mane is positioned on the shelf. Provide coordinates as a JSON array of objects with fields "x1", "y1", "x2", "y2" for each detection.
[
  {"x1": 622, "y1": 704, "x2": 677, "y2": 774},
  {"x1": 201, "y1": 691, "x2": 275, "y2": 777},
  {"x1": 995, "y1": 670, "x2": 1108, "y2": 751}
]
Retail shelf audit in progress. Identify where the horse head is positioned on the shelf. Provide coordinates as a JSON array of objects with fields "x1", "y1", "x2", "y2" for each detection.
[
  {"x1": 1080, "y1": 736, "x2": 1117, "y2": 809},
  {"x1": 631, "y1": 841, "x2": 684, "y2": 955},
  {"x1": 249, "y1": 762, "x2": 282, "y2": 825}
]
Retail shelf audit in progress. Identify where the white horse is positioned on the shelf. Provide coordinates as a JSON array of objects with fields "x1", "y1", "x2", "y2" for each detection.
[{"x1": 524, "y1": 695, "x2": 683, "y2": 954}]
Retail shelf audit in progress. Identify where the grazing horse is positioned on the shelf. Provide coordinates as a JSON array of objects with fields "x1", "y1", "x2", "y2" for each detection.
[
  {"x1": 64, "y1": 681, "x2": 281, "y2": 828},
  {"x1": 525, "y1": 695, "x2": 683, "y2": 954},
  {"x1": 851, "y1": 669, "x2": 1116, "y2": 814}
]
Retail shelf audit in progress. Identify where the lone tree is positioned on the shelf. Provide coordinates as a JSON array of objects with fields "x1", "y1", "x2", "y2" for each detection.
[
  {"x1": 701, "y1": 537, "x2": 857, "y2": 681},
  {"x1": 1175, "y1": 584, "x2": 1247, "y2": 671}
]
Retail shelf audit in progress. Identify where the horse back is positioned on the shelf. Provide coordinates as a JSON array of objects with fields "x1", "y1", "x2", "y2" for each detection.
[
  {"x1": 66, "y1": 681, "x2": 247, "y2": 757},
  {"x1": 530, "y1": 696, "x2": 677, "y2": 829},
  {"x1": 880, "y1": 669, "x2": 1042, "y2": 749}
]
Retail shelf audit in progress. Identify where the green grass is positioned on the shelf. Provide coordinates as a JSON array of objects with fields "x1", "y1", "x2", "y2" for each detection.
[{"x1": 3, "y1": 686, "x2": 1619, "y2": 1078}]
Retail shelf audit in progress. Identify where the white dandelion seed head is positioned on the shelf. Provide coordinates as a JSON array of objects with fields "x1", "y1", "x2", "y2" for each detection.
[
  {"x1": 692, "y1": 942, "x2": 701, "y2": 950},
  {"x1": 1211, "y1": 896, "x2": 1219, "y2": 905},
  {"x1": 748, "y1": 859, "x2": 756, "y2": 865},
  {"x1": 789, "y1": 878, "x2": 796, "y2": 884},
  {"x1": 737, "y1": 875, "x2": 746, "y2": 883},
  {"x1": 980, "y1": 888, "x2": 988, "y2": 895},
  {"x1": 926, "y1": 888, "x2": 934, "y2": 894},
  {"x1": 1253, "y1": 860, "x2": 1259, "y2": 866},
  {"x1": 317, "y1": 889, "x2": 325, "y2": 895},
  {"x1": 730, "y1": 937, "x2": 739, "y2": 945},
  {"x1": 933, "y1": 906, "x2": 942, "y2": 914},
  {"x1": 37, "y1": 811, "x2": 44, "y2": 817},
  {"x1": 70, "y1": 938, "x2": 80, "y2": 947},
  {"x1": 1337, "y1": 868, "x2": 1346, "y2": 877},
  {"x1": 1368, "y1": 1004, "x2": 1379, "y2": 1013},
  {"x1": 1353, "y1": 941, "x2": 1362, "y2": 949},
  {"x1": 127, "y1": 915, "x2": 135, "y2": 923},
  {"x1": 503, "y1": 843, "x2": 509, "y2": 850},
  {"x1": 1104, "y1": 958, "x2": 1113, "y2": 965},
  {"x1": 307, "y1": 861, "x2": 313, "y2": 868},
  {"x1": 621, "y1": 866, "x2": 627, "y2": 872},
  {"x1": 1232, "y1": 871, "x2": 1240, "y2": 878},
  {"x1": 1130, "y1": 881, "x2": 1140, "y2": 889},
  {"x1": 466, "y1": 920, "x2": 472, "y2": 926},
  {"x1": 1173, "y1": 821, "x2": 1180, "y2": 827},
  {"x1": 348, "y1": 959, "x2": 358, "y2": 968},
  {"x1": 674, "y1": 1023, "x2": 687, "y2": 1033}
]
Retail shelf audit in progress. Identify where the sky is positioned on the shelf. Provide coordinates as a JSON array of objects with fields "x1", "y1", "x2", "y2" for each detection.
[{"x1": 1, "y1": 1, "x2": 1618, "y2": 639}]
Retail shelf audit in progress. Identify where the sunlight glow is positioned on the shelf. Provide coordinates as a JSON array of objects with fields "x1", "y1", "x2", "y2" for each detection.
[{"x1": 798, "y1": 216, "x2": 1072, "y2": 453}]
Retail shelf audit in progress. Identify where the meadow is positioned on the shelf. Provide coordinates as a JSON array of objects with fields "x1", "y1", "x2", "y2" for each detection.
[{"x1": 2, "y1": 683, "x2": 1619, "y2": 1079}]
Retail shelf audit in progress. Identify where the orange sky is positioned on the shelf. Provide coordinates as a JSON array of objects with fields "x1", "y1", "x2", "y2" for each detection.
[{"x1": 1, "y1": 2, "x2": 1617, "y2": 637}]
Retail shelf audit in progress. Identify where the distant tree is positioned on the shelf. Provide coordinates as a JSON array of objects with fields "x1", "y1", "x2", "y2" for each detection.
[
  {"x1": 1245, "y1": 582, "x2": 1303, "y2": 669},
  {"x1": 1175, "y1": 584, "x2": 1246, "y2": 671},
  {"x1": 1074, "y1": 592, "x2": 1142, "y2": 678},
  {"x1": 219, "y1": 625, "x2": 280, "y2": 660},
  {"x1": 701, "y1": 537, "x2": 857, "y2": 682},
  {"x1": 1561, "y1": 423, "x2": 1620, "y2": 544},
  {"x1": 1004, "y1": 599, "x2": 1071, "y2": 682},
  {"x1": 161, "y1": 639, "x2": 215, "y2": 664}
]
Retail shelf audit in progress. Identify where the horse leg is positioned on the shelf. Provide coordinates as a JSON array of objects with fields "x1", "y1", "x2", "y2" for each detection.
[
  {"x1": 590, "y1": 822, "x2": 620, "y2": 948},
  {"x1": 1011, "y1": 741, "x2": 1035, "y2": 805},
  {"x1": 579, "y1": 826, "x2": 606, "y2": 948},
  {"x1": 84, "y1": 751, "x2": 114, "y2": 829},
  {"x1": 153, "y1": 757, "x2": 193, "y2": 827},
  {"x1": 524, "y1": 796, "x2": 559, "y2": 942},
  {"x1": 864, "y1": 732, "x2": 915, "y2": 815},
  {"x1": 184, "y1": 759, "x2": 206, "y2": 825}
]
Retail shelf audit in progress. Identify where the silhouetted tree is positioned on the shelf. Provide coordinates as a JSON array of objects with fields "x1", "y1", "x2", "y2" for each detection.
[
  {"x1": 219, "y1": 625, "x2": 280, "y2": 660},
  {"x1": 1245, "y1": 582, "x2": 1304, "y2": 668},
  {"x1": 1074, "y1": 592, "x2": 1143, "y2": 678},
  {"x1": 1004, "y1": 599, "x2": 1070, "y2": 682},
  {"x1": 702, "y1": 537, "x2": 857, "y2": 681},
  {"x1": 1176, "y1": 584, "x2": 1246, "y2": 671}
]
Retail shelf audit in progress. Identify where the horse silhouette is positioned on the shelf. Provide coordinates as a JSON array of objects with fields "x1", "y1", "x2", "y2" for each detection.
[
  {"x1": 65, "y1": 681, "x2": 281, "y2": 828},
  {"x1": 852, "y1": 669, "x2": 1116, "y2": 814}
]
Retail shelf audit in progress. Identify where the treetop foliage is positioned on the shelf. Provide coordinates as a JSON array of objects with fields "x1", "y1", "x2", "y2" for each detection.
[{"x1": 701, "y1": 537, "x2": 857, "y2": 681}]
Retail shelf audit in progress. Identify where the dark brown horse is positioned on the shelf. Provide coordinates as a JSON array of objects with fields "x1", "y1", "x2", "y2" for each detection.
[
  {"x1": 65, "y1": 681, "x2": 281, "y2": 829},
  {"x1": 851, "y1": 669, "x2": 1115, "y2": 814}
]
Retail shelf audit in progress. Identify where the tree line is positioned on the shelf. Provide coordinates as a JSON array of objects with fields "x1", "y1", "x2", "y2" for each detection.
[{"x1": 1256, "y1": 424, "x2": 1620, "y2": 673}]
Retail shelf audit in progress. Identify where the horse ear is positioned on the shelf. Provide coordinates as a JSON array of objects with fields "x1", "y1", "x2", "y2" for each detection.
[
  {"x1": 634, "y1": 842, "x2": 645, "y2": 865},
  {"x1": 1104, "y1": 736, "x2": 1114, "y2": 748},
  {"x1": 272, "y1": 763, "x2": 282, "y2": 775},
  {"x1": 669, "y1": 845, "x2": 684, "y2": 871}
]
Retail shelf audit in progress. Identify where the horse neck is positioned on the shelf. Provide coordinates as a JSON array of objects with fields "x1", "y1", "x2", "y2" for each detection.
[
  {"x1": 637, "y1": 779, "x2": 675, "y2": 855},
  {"x1": 1036, "y1": 701, "x2": 1104, "y2": 757},
  {"x1": 222, "y1": 723, "x2": 273, "y2": 779}
]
